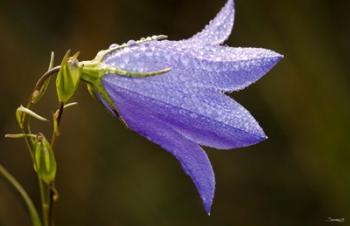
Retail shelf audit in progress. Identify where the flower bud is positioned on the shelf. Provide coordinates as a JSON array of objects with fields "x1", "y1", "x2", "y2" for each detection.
[
  {"x1": 34, "y1": 135, "x2": 57, "y2": 184},
  {"x1": 56, "y1": 50, "x2": 81, "y2": 103}
]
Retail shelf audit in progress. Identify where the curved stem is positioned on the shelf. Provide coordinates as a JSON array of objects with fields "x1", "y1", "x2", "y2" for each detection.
[
  {"x1": 0, "y1": 164, "x2": 42, "y2": 226},
  {"x1": 33, "y1": 66, "x2": 61, "y2": 92}
]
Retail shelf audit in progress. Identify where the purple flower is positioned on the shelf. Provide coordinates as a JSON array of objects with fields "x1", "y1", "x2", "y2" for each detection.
[{"x1": 99, "y1": 0, "x2": 282, "y2": 214}]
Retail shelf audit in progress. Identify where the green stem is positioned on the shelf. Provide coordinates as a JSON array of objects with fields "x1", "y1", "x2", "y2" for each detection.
[
  {"x1": 38, "y1": 178, "x2": 50, "y2": 226},
  {"x1": 0, "y1": 164, "x2": 42, "y2": 226},
  {"x1": 23, "y1": 107, "x2": 51, "y2": 226},
  {"x1": 48, "y1": 184, "x2": 56, "y2": 226},
  {"x1": 48, "y1": 102, "x2": 64, "y2": 226},
  {"x1": 33, "y1": 66, "x2": 61, "y2": 95},
  {"x1": 22, "y1": 60, "x2": 60, "y2": 226},
  {"x1": 6, "y1": 54, "x2": 60, "y2": 226}
]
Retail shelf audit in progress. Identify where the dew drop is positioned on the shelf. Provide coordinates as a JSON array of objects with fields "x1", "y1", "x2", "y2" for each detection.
[
  {"x1": 181, "y1": 57, "x2": 190, "y2": 66},
  {"x1": 127, "y1": 40, "x2": 137, "y2": 47},
  {"x1": 190, "y1": 113, "x2": 198, "y2": 119},
  {"x1": 109, "y1": 43, "x2": 119, "y2": 49}
]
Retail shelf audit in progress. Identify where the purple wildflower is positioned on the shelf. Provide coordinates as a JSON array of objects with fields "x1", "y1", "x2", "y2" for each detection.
[{"x1": 100, "y1": 0, "x2": 282, "y2": 214}]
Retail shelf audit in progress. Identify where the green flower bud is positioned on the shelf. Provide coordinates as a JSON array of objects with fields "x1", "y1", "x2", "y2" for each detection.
[
  {"x1": 56, "y1": 50, "x2": 81, "y2": 103},
  {"x1": 34, "y1": 135, "x2": 57, "y2": 184}
]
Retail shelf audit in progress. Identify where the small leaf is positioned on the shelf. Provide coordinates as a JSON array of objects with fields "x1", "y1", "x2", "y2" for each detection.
[
  {"x1": 16, "y1": 105, "x2": 48, "y2": 122},
  {"x1": 56, "y1": 50, "x2": 81, "y2": 103},
  {"x1": 71, "y1": 51, "x2": 80, "y2": 59},
  {"x1": 34, "y1": 135, "x2": 57, "y2": 184}
]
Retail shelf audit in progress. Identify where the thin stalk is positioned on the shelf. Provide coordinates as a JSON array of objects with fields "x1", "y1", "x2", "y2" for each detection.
[
  {"x1": 33, "y1": 66, "x2": 61, "y2": 93},
  {"x1": 48, "y1": 102, "x2": 64, "y2": 226},
  {"x1": 22, "y1": 65, "x2": 61, "y2": 226},
  {"x1": 22, "y1": 111, "x2": 50, "y2": 226},
  {"x1": 48, "y1": 186, "x2": 55, "y2": 226},
  {"x1": 0, "y1": 164, "x2": 42, "y2": 226},
  {"x1": 38, "y1": 178, "x2": 50, "y2": 226}
]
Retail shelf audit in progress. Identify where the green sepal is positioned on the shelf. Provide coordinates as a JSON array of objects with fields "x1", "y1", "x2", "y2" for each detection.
[
  {"x1": 34, "y1": 135, "x2": 57, "y2": 184},
  {"x1": 77, "y1": 35, "x2": 172, "y2": 116},
  {"x1": 63, "y1": 102, "x2": 78, "y2": 109},
  {"x1": 16, "y1": 105, "x2": 48, "y2": 128},
  {"x1": 16, "y1": 105, "x2": 48, "y2": 122},
  {"x1": 86, "y1": 84, "x2": 95, "y2": 98},
  {"x1": 56, "y1": 50, "x2": 81, "y2": 103},
  {"x1": 5, "y1": 133, "x2": 37, "y2": 139}
]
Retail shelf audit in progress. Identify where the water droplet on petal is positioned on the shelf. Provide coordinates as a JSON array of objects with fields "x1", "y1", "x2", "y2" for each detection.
[
  {"x1": 190, "y1": 113, "x2": 198, "y2": 118},
  {"x1": 109, "y1": 43, "x2": 119, "y2": 49},
  {"x1": 181, "y1": 57, "x2": 189, "y2": 66},
  {"x1": 127, "y1": 40, "x2": 137, "y2": 47}
]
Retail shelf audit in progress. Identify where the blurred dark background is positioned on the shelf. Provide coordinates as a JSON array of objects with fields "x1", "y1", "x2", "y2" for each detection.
[{"x1": 1, "y1": 0, "x2": 350, "y2": 225}]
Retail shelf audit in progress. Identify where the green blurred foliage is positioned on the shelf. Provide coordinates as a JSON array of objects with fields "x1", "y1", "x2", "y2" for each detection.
[{"x1": 0, "y1": 0, "x2": 350, "y2": 225}]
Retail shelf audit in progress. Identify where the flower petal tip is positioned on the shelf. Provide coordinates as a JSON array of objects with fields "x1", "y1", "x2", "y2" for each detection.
[
  {"x1": 187, "y1": 0, "x2": 235, "y2": 45},
  {"x1": 259, "y1": 134, "x2": 269, "y2": 143},
  {"x1": 249, "y1": 132, "x2": 268, "y2": 147},
  {"x1": 272, "y1": 51, "x2": 284, "y2": 62},
  {"x1": 240, "y1": 126, "x2": 268, "y2": 148},
  {"x1": 203, "y1": 198, "x2": 213, "y2": 216},
  {"x1": 257, "y1": 127, "x2": 269, "y2": 140}
]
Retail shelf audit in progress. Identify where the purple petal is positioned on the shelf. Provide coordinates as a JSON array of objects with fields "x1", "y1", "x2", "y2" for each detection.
[
  {"x1": 109, "y1": 91, "x2": 215, "y2": 214},
  {"x1": 102, "y1": 76, "x2": 267, "y2": 150},
  {"x1": 185, "y1": 0, "x2": 234, "y2": 45},
  {"x1": 104, "y1": 41, "x2": 283, "y2": 92}
]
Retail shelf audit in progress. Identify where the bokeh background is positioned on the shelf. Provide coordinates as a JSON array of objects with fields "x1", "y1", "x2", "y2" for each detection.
[{"x1": 1, "y1": 0, "x2": 350, "y2": 225}]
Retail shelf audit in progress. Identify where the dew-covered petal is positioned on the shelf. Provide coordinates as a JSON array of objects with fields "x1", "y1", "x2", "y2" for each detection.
[
  {"x1": 109, "y1": 92, "x2": 215, "y2": 214},
  {"x1": 185, "y1": 0, "x2": 234, "y2": 45},
  {"x1": 103, "y1": 76, "x2": 267, "y2": 149},
  {"x1": 104, "y1": 41, "x2": 283, "y2": 92}
]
